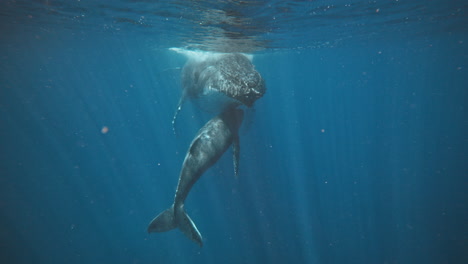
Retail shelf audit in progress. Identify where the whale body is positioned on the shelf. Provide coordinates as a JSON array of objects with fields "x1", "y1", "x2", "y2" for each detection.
[{"x1": 148, "y1": 108, "x2": 244, "y2": 247}]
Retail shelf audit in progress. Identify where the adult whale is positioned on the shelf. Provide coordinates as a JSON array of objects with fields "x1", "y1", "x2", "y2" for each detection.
[
  {"x1": 170, "y1": 48, "x2": 266, "y2": 130},
  {"x1": 148, "y1": 108, "x2": 244, "y2": 247}
]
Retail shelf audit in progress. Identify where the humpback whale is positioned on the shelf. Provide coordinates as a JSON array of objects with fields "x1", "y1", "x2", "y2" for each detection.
[
  {"x1": 170, "y1": 49, "x2": 266, "y2": 130},
  {"x1": 148, "y1": 108, "x2": 244, "y2": 247}
]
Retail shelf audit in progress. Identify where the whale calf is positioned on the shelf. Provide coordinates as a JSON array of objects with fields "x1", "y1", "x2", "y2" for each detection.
[
  {"x1": 148, "y1": 108, "x2": 244, "y2": 247},
  {"x1": 170, "y1": 48, "x2": 266, "y2": 130}
]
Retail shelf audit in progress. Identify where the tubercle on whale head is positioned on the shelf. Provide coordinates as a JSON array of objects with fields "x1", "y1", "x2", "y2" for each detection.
[{"x1": 241, "y1": 81, "x2": 266, "y2": 107}]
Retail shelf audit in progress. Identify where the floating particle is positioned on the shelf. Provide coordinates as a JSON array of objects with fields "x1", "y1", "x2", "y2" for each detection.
[{"x1": 101, "y1": 126, "x2": 109, "y2": 134}]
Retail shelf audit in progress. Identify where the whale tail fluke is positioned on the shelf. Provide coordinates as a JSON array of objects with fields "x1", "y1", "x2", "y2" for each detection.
[
  {"x1": 147, "y1": 206, "x2": 177, "y2": 233},
  {"x1": 148, "y1": 205, "x2": 203, "y2": 247}
]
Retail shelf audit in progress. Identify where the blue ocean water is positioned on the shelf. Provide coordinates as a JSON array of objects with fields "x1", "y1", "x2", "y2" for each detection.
[{"x1": 1, "y1": 1, "x2": 467, "y2": 263}]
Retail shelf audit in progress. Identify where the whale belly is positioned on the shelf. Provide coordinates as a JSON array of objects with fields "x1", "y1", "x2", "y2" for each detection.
[{"x1": 192, "y1": 87, "x2": 242, "y2": 113}]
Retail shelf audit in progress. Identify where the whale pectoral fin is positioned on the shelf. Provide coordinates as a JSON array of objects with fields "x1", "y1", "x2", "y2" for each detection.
[
  {"x1": 232, "y1": 134, "x2": 240, "y2": 178},
  {"x1": 172, "y1": 93, "x2": 186, "y2": 135}
]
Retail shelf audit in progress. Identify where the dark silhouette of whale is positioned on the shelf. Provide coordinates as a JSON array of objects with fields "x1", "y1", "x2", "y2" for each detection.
[
  {"x1": 171, "y1": 49, "x2": 266, "y2": 131},
  {"x1": 148, "y1": 108, "x2": 244, "y2": 247}
]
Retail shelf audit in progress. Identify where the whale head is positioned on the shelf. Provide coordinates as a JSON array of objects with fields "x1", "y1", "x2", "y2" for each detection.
[{"x1": 174, "y1": 49, "x2": 266, "y2": 112}]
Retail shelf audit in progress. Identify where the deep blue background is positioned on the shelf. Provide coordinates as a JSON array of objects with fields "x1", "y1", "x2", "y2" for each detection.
[{"x1": 1, "y1": 30, "x2": 467, "y2": 263}]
